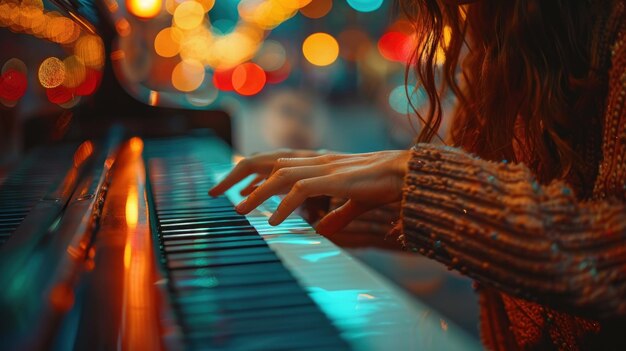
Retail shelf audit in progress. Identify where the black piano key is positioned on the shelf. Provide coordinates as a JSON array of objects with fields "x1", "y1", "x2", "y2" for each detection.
[
  {"x1": 164, "y1": 238, "x2": 267, "y2": 253},
  {"x1": 144, "y1": 142, "x2": 349, "y2": 350},
  {"x1": 167, "y1": 252, "x2": 280, "y2": 270},
  {"x1": 162, "y1": 235, "x2": 265, "y2": 248}
]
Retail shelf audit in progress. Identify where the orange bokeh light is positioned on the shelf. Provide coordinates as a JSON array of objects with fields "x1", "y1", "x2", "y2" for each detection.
[
  {"x1": 171, "y1": 59, "x2": 205, "y2": 92},
  {"x1": 232, "y1": 62, "x2": 266, "y2": 96},
  {"x1": 154, "y1": 27, "x2": 181, "y2": 58}
]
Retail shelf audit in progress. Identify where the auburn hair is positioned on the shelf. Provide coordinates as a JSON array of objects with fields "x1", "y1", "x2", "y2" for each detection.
[{"x1": 400, "y1": 0, "x2": 606, "y2": 184}]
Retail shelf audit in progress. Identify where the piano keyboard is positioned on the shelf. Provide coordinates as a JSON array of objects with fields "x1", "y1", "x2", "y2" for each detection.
[
  {"x1": 146, "y1": 151, "x2": 350, "y2": 350},
  {"x1": 0, "y1": 133, "x2": 481, "y2": 351},
  {"x1": 0, "y1": 145, "x2": 76, "y2": 246}
]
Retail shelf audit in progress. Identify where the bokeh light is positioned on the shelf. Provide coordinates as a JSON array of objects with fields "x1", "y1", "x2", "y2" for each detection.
[
  {"x1": 127, "y1": 0, "x2": 162, "y2": 19},
  {"x1": 2, "y1": 58, "x2": 27, "y2": 75},
  {"x1": 254, "y1": 40, "x2": 287, "y2": 72},
  {"x1": 302, "y1": 32, "x2": 339, "y2": 66},
  {"x1": 232, "y1": 62, "x2": 266, "y2": 96},
  {"x1": 388, "y1": 84, "x2": 426, "y2": 114},
  {"x1": 46, "y1": 85, "x2": 74, "y2": 104},
  {"x1": 38, "y1": 57, "x2": 65, "y2": 88},
  {"x1": 213, "y1": 68, "x2": 235, "y2": 91},
  {"x1": 300, "y1": 0, "x2": 332, "y2": 19},
  {"x1": 154, "y1": 27, "x2": 182, "y2": 58},
  {"x1": 74, "y1": 35, "x2": 105, "y2": 69},
  {"x1": 346, "y1": 0, "x2": 383, "y2": 12},
  {"x1": 378, "y1": 31, "x2": 414, "y2": 62},
  {"x1": 75, "y1": 69, "x2": 102, "y2": 96},
  {"x1": 171, "y1": 59, "x2": 205, "y2": 92},
  {"x1": 62, "y1": 56, "x2": 86, "y2": 88},
  {"x1": 0, "y1": 69, "x2": 28, "y2": 101},
  {"x1": 173, "y1": 1, "x2": 205, "y2": 30}
]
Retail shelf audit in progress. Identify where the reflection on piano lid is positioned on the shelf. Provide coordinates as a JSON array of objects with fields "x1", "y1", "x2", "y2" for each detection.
[{"x1": 0, "y1": 131, "x2": 481, "y2": 350}]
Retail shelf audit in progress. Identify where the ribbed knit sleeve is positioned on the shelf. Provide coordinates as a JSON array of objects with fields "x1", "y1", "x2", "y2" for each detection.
[
  {"x1": 401, "y1": 13, "x2": 626, "y2": 321},
  {"x1": 400, "y1": 143, "x2": 626, "y2": 319}
]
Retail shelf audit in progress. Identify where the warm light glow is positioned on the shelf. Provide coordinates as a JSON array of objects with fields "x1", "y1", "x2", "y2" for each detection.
[
  {"x1": 232, "y1": 62, "x2": 266, "y2": 96},
  {"x1": 75, "y1": 35, "x2": 105, "y2": 69},
  {"x1": 73, "y1": 140, "x2": 94, "y2": 167},
  {"x1": 115, "y1": 18, "x2": 132, "y2": 37},
  {"x1": 46, "y1": 85, "x2": 74, "y2": 105},
  {"x1": 300, "y1": 0, "x2": 332, "y2": 19},
  {"x1": 302, "y1": 32, "x2": 339, "y2": 66},
  {"x1": 39, "y1": 57, "x2": 65, "y2": 88},
  {"x1": 126, "y1": 0, "x2": 162, "y2": 19},
  {"x1": 0, "y1": 69, "x2": 28, "y2": 102},
  {"x1": 173, "y1": 1, "x2": 205, "y2": 30},
  {"x1": 62, "y1": 55, "x2": 87, "y2": 88},
  {"x1": 125, "y1": 186, "x2": 138, "y2": 230},
  {"x1": 196, "y1": 0, "x2": 215, "y2": 12},
  {"x1": 148, "y1": 90, "x2": 159, "y2": 106},
  {"x1": 154, "y1": 27, "x2": 181, "y2": 58},
  {"x1": 171, "y1": 59, "x2": 205, "y2": 92},
  {"x1": 129, "y1": 137, "x2": 144, "y2": 154},
  {"x1": 378, "y1": 31, "x2": 414, "y2": 63}
]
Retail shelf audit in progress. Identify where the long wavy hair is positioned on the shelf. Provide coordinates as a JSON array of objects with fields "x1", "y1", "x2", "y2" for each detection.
[{"x1": 400, "y1": 0, "x2": 607, "y2": 184}]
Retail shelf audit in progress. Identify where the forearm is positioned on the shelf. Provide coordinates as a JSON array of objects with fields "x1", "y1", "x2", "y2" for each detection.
[{"x1": 401, "y1": 143, "x2": 626, "y2": 318}]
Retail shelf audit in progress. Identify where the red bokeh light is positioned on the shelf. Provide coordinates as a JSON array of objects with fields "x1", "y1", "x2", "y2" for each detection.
[
  {"x1": 266, "y1": 61, "x2": 291, "y2": 84},
  {"x1": 377, "y1": 31, "x2": 414, "y2": 62},
  {"x1": 47, "y1": 85, "x2": 74, "y2": 104},
  {"x1": 232, "y1": 63, "x2": 266, "y2": 96},
  {"x1": 76, "y1": 68, "x2": 102, "y2": 96},
  {"x1": 0, "y1": 69, "x2": 27, "y2": 101},
  {"x1": 212, "y1": 68, "x2": 235, "y2": 91}
]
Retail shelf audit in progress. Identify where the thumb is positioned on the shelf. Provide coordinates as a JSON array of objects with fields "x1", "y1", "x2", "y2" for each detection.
[{"x1": 315, "y1": 200, "x2": 373, "y2": 235}]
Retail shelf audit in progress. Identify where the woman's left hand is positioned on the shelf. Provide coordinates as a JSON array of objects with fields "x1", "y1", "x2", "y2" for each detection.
[{"x1": 210, "y1": 150, "x2": 410, "y2": 235}]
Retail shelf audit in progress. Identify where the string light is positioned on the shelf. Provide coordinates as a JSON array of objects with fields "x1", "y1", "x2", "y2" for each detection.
[{"x1": 127, "y1": 0, "x2": 162, "y2": 19}]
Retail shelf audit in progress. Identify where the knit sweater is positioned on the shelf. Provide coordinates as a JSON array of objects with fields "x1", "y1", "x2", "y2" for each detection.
[{"x1": 400, "y1": 2, "x2": 626, "y2": 350}]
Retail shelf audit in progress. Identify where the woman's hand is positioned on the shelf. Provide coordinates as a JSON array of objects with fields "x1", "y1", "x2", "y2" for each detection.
[
  {"x1": 209, "y1": 149, "x2": 322, "y2": 197},
  {"x1": 209, "y1": 150, "x2": 411, "y2": 235}
]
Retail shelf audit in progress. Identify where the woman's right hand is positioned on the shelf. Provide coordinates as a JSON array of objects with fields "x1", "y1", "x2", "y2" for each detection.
[{"x1": 208, "y1": 149, "x2": 324, "y2": 197}]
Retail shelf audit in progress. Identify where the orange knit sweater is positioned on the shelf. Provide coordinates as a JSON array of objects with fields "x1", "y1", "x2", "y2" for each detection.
[{"x1": 400, "y1": 1, "x2": 626, "y2": 350}]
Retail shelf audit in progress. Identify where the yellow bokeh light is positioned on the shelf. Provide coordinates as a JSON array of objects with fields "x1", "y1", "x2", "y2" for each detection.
[
  {"x1": 154, "y1": 27, "x2": 182, "y2": 57},
  {"x1": 173, "y1": 1, "x2": 204, "y2": 30},
  {"x1": 171, "y1": 59, "x2": 205, "y2": 92},
  {"x1": 75, "y1": 35, "x2": 105, "y2": 69},
  {"x1": 38, "y1": 57, "x2": 66, "y2": 88},
  {"x1": 63, "y1": 55, "x2": 86, "y2": 88},
  {"x1": 302, "y1": 32, "x2": 339, "y2": 66},
  {"x1": 127, "y1": 0, "x2": 162, "y2": 19}
]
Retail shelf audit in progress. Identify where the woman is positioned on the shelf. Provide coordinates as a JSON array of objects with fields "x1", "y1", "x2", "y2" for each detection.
[{"x1": 210, "y1": 0, "x2": 626, "y2": 349}]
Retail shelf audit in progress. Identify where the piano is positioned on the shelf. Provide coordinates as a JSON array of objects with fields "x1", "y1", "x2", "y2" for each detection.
[{"x1": 0, "y1": 1, "x2": 482, "y2": 350}]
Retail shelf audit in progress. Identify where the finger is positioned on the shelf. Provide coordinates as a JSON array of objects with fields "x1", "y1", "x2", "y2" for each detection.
[
  {"x1": 236, "y1": 166, "x2": 330, "y2": 214},
  {"x1": 315, "y1": 200, "x2": 374, "y2": 235},
  {"x1": 269, "y1": 154, "x2": 344, "y2": 176},
  {"x1": 209, "y1": 160, "x2": 254, "y2": 197},
  {"x1": 267, "y1": 175, "x2": 344, "y2": 225},
  {"x1": 240, "y1": 174, "x2": 265, "y2": 196}
]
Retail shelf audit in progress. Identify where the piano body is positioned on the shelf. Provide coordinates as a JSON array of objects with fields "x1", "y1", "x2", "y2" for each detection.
[{"x1": 0, "y1": 1, "x2": 482, "y2": 350}]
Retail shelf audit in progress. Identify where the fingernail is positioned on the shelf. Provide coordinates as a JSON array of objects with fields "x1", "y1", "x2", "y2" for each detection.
[
  {"x1": 235, "y1": 200, "x2": 247, "y2": 213},
  {"x1": 268, "y1": 215, "x2": 278, "y2": 226}
]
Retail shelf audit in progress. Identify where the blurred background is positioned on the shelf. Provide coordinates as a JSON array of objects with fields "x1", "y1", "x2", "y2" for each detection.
[{"x1": 0, "y1": 0, "x2": 457, "y2": 166}]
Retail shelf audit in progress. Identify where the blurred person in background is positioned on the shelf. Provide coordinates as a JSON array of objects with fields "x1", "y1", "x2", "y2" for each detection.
[{"x1": 211, "y1": 0, "x2": 626, "y2": 350}]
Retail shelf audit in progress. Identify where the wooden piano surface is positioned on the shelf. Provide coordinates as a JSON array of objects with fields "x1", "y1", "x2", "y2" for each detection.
[{"x1": 0, "y1": 133, "x2": 481, "y2": 350}]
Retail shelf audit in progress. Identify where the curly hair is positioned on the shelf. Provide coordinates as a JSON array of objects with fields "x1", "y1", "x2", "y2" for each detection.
[{"x1": 400, "y1": 0, "x2": 606, "y2": 183}]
